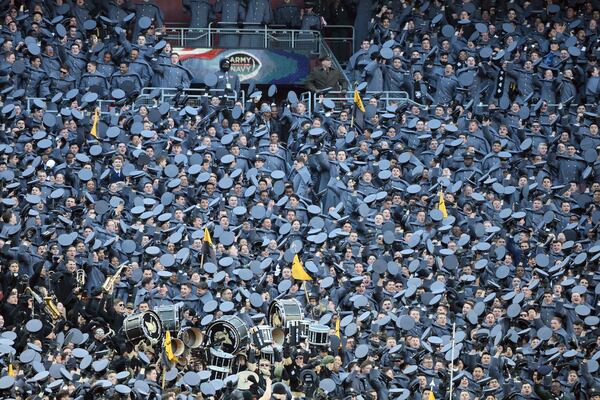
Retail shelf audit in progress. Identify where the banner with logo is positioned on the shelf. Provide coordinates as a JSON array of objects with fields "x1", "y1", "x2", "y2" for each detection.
[{"x1": 175, "y1": 48, "x2": 310, "y2": 85}]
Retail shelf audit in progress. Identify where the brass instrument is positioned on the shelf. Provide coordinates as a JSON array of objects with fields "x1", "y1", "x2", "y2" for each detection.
[
  {"x1": 102, "y1": 263, "x2": 128, "y2": 293},
  {"x1": 43, "y1": 296, "x2": 61, "y2": 319},
  {"x1": 26, "y1": 287, "x2": 61, "y2": 320},
  {"x1": 76, "y1": 269, "x2": 86, "y2": 291},
  {"x1": 25, "y1": 287, "x2": 43, "y2": 305}
]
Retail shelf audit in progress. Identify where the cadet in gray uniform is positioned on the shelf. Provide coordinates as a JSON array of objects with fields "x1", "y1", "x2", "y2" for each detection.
[
  {"x1": 51, "y1": 65, "x2": 77, "y2": 93},
  {"x1": 133, "y1": 0, "x2": 164, "y2": 39},
  {"x1": 297, "y1": 2, "x2": 322, "y2": 51},
  {"x1": 111, "y1": 61, "x2": 143, "y2": 95},
  {"x1": 152, "y1": 53, "x2": 192, "y2": 89},
  {"x1": 275, "y1": 0, "x2": 301, "y2": 28},
  {"x1": 79, "y1": 61, "x2": 110, "y2": 98},
  {"x1": 183, "y1": 0, "x2": 216, "y2": 46},
  {"x1": 25, "y1": 56, "x2": 51, "y2": 98},
  {"x1": 184, "y1": 0, "x2": 215, "y2": 28},
  {"x1": 215, "y1": 0, "x2": 245, "y2": 48},
  {"x1": 239, "y1": 0, "x2": 272, "y2": 48}
]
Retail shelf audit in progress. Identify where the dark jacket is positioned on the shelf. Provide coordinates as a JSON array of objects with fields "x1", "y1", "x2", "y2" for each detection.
[{"x1": 305, "y1": 66, "x2": 346, "y2": 92}]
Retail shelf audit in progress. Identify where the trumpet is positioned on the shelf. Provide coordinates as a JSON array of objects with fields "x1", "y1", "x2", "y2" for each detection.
[{"x1": 102, "y1": 263, "x2": 127, "y2": 293}]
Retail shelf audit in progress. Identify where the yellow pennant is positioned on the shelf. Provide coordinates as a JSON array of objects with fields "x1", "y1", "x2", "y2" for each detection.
[
  {"x1": 164, "y1": 331, "x2": 176, "y2": 362},
  {"x1": 353, "y1": 89, "x2": 365, "y2": 113},
  {"x1": 90, "y1": 108, "x2": 99, "y2": 138},
  {"x1": 438, "y1": 190, "x2": 448, "y2": 218},
  {"x1": 203, "y1": 227, "x2": 213, "y2": 246},
  {"x1": 291, "y1": 254, "x2": 312, "y2": 281}
]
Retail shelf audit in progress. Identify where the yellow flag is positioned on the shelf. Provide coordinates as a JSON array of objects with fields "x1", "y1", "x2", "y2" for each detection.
[
  {"x1": 8, "y1": 364, "x2": 14, "y2": 377},
  {"x1": 291, "y1": 254, "x2": 312, "y2": 281},
  {"x1": 164, "y1": 331, "x2": 176, "y2": 362},
  {"x1": 90, "y1": 107, "x2": 99, "y2": 138},
  {"x1": 353, "y1": 89, "x2": 365, "y2": 113},
  {"x1": 428, "y1": 391, "x2": 435, "y2": 400},
  {"x1": 203, "y1": 227, "x2": 213, "y2": 246},
  {"x1": 335, "y1": 317, "x2": 341, "y2": 339},
  {"x1": 438, "y1": 190, "x2": 448, "y2": 218}
]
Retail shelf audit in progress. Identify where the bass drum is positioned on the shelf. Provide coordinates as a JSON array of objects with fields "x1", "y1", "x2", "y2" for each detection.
[
  {"x1": 268, "y1": 299, "x2": 304, "y2": 328},
  {"x1": 153, "y1": 304, "x2": 181, "y2": 332},
  {"x1": 123, "y1": 310, "x2": 163, "y2": 344},
  {"x1": 205, "y1": 315, "x2": 249, "y2": 354}
]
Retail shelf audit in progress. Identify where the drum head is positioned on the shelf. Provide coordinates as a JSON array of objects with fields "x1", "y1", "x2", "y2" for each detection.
[
  {"x1": 206, "y1": 316, "x2": 248, "y2": 354},
  {"x1": 124, "y1": 311, "x2": 163, "y2": 344},
  {"x1": 269, "y1": 299, "x2": 304, "y2": 328},
  {"x1": 141, "y1": 311, "x2": 163, "y2": 343},
  {"x1": 207, "y1": 326, "x2": 238, "y2": 354}
]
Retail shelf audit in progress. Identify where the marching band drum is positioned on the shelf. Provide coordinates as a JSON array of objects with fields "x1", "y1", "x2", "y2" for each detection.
[
  {"x1": 268, "y1": 299, "x2": 304, "y2": 328},
  {"x1": 205, "y1": 315, "x2": 250, "y2": 354},
  {"x1": 153, "y1": 304, "x2": 181, "y2": 332},
  {"x1": 260, "y1": 345, "x2": 275, "y2": 364},
  {"x1": 208, "y1": 365, "x2": 230, "y2": 380},
  {"x1": 308, "y1": 324, "x2": 330, "y2": 347},
  {"x1": 287, "y1": 319, "x2": 311, "y2": 345},
  {"x1": 122, "y1": 299, "x2": 332, "y2": 373},
  {"x1": 122, "y1": 310, "x2": 163, "y2": 344},
  {"x1": 209, "y1": 347, "x2": 235, "y2": 370},
  {"x1": 251, "y1": 325, "x2": 273, "y2": 349}
]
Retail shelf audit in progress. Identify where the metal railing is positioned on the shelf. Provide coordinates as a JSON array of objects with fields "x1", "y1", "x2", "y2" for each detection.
[
  {"x1": 25, "y1": 97, "x2": 116, "y2": 115},
  {"x1": 165, "y1": 22, "x2": 354, "y2": 48},
  {"x1": 135, "y1": 87, "x2": 245, "y2": 110},
  {"x1": 299, "y1": 90, "x2": 411, "y2": 116},
  {"x1": 164, "y1": 24, "x2": 321, "y2": 51},
  {"x1": 163, "y1": 23, "x2": 355, "y2": 62}
]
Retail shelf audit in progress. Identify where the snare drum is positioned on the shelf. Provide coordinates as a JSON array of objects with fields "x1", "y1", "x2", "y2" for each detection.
[
  {"x1": 205, "y1": 315, "x2": 250, "y2": 354},
  {"x1": 307, "y1": 324, "x2": 329, "y2": 347},
  {"x1": 208, "y1": 365, "x2": 229, "y2": 380},
  {"x1": 252, "y1": 325, "x2": 273, "y2": 349},
  {"x1": 287, "y1": 319, "x2": 311, "y2": 345},
  {"x1": 297, "y1": 320, "x2": 311, "y2": 338},
  {"x1": 209, "y1": 347, "x2": 235, "y2": 370},
  {"x1": 123, "y1": 311, "x2": 163, "y2": 344},
  {"x1": 153, "y1": 304, "x2": 181, "y2": 332},
  {"x1": 269, "y1": 299, "x2": 304, "y2": 328}
]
